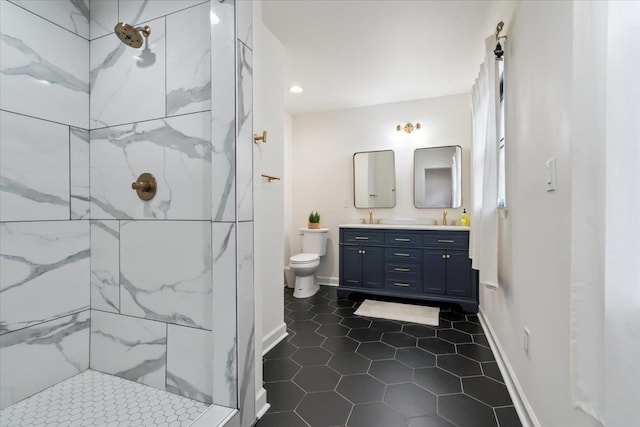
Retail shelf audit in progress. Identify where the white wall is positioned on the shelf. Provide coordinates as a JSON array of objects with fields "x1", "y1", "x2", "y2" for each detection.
[
  {"x1": 254, "y1": 18, "x2": 286, "y2": 349},
  {"x1": 284, "y1": 113, "x2": 293, "y2": 261},
  {"x1": 482, "y1": 1, "x2": 601, "y2": 426},
  {"x1": 253, "y1": 5, "x2": 285, "y2": 417},
  {"x1": 290, "y1": 94, "x2": 472, "y2": 282},
  {"x1": 603, "y1": 2, "x2": 640, "y2": 424}
]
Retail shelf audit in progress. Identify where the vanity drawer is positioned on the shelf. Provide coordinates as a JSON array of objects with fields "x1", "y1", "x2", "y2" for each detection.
[
  {"x1": 385, "y1": 232, "x2": 421, "y2": 247},
  {"x1": 384, "y1": 278, "x2": 420, "y2": 293},
  {"x1": 423, "y1": 232, "x2": 469, "y2": 249},
  {"x1": 385, "y1": 263, "x2": 421, "y2": 281},
  {"x1": 385, "y1": 248, "x2": 421, "y2": 262},
  {"x1": 342, "y1": 230, "x2": 383, "y2": 245}
]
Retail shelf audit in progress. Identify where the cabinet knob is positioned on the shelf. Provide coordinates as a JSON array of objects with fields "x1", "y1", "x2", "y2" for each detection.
[{"x1": 442, "y1": 254, "x2": 446, "y2": 259}]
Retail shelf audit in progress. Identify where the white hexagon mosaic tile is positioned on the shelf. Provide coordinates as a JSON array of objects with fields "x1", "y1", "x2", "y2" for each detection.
[{"x1": 0, "y1": 370, "x2": 209, "y2": 427}]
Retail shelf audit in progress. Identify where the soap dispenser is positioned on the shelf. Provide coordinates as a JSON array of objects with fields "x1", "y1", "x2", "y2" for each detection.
[{"x1": 460, "y1": 209, "x2": 470, "y2": 226}]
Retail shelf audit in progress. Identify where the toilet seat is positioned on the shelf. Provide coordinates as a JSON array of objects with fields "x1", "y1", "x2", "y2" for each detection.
[{"x1": 290, "y1": 253, "x2": 319, "y2": 264}]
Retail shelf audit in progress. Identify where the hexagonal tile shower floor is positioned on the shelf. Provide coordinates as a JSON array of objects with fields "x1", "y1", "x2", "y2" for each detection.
[
  {"x1": 256, "y1": 287, "x2": 522, "y2": 427},
  {"x1": 0, "y1": 370, "x2": 209, "y2": 427}
]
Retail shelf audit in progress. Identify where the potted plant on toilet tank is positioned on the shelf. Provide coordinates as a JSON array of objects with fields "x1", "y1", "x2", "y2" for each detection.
[{"x1": 308, "y1": 211, "x2": 321, "y2": 229}]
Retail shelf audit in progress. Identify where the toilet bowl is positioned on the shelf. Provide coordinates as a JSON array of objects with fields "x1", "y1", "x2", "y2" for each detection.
[
  {"x1": 289, "y1": 227, "x2": 329, "y2": 299},
  {"x1": 289, "y1": 253, "x2": 320, "y2": 298},
  {"x1": 284, "y1": 265, "x2": 296, "y2": 289}
]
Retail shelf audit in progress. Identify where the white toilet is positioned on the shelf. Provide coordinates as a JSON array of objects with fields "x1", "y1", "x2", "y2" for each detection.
[{"x1": 289, "y1": 228, "x2": 329, "y2": 298}]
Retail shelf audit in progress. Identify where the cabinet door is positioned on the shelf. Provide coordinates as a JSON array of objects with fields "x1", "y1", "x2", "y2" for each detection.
[
  {"x1": 446, "y1": 250, "x2": 472, "y2": 297},
  {"x1": 422, "y1": 249, "x2": 446, "y2": 294},
  {"x1": 362, "y1": 246, "x2": 383, "y2": 289},
  {"x1": 341, "y1": 245, "x2": 363, "y2": 287}
]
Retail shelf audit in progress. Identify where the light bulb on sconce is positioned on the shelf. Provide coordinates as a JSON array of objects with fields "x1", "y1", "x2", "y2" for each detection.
[{"x1": 396, "y1": 122, "x2": 421, "y2": 134}]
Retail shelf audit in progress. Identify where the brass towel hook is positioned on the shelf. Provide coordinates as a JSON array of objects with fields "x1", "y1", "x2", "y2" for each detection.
[
  {"x1": 261, "y1": 174, "x2": 280, "y2": 183},
  {"x1": 253, "y1": 130, "x2": 267, "y2": 144},
  {"x1": 131, "y1": 173, "x2": 157, "y2": 201}
]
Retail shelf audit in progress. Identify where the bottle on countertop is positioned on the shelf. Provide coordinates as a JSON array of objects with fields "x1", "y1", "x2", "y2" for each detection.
[{"x1": 460, "y1": 209, "x2": 469, "y2": 226}]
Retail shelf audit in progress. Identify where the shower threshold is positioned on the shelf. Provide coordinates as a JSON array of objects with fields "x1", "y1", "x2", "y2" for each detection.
[{"x1": 0, "y1": 370, "x2": 236, "y2": 427}]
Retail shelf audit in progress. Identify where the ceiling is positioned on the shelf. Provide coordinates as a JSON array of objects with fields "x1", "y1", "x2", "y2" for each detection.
[{"x1": 262, "y1": 0, "x2": 508, "y2": 116}]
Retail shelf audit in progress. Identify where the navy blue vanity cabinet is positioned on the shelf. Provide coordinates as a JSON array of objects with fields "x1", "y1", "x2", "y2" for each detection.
[
  {"x1": 339, "y1": 227, "x2": 478, "y2": 313},
  {"x1": 341, "y1": 245, "x2": 364, "y2": 287},
  {"x1": 422, "y1": 249, "x2": 447, "y2": 294},
  {"x1": 362, "y1": 247, "x2": 384, "y2": 288},
  {"x1": 445, "y1": 250, "x2": 473, "y2": 297},
  {"x1": 339, "y1": 230, "x2": 384, "y2": 289},
  {"x1": 422, "y1": 249, "x2": 472, "y2": 297}
]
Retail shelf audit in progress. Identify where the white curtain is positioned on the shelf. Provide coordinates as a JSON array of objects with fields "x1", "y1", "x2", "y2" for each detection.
[{"x1": 470, "y1": 36, "x2": 499, "y2": 288}]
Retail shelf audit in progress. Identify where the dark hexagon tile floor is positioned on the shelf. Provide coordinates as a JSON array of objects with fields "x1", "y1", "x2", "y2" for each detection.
[{"x1": 255, "y1": 287, "x2": 522, "y2": 427}]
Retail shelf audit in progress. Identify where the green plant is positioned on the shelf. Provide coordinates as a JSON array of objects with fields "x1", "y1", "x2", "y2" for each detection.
[{"x1": 308, "y1": 211, "x2": 320, "y2": 223}]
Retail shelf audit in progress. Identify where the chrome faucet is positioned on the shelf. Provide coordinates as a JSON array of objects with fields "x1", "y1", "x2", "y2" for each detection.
[
  {"x1": 442, "y1": 210, "x2": 448, "y2": 226},
  {"x1": 369, "y1": 209, "x2": 373, "y2": 224}
]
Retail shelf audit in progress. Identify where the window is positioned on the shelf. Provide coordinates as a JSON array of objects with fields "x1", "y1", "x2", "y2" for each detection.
[{"x1": 497, "y1": 60, "x2": 506, "y2": 208}]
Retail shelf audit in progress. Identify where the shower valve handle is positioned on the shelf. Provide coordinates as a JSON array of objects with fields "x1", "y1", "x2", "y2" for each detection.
[
  {"x1": 131, "y1": 181, "x2": 153, "y2": 192},
  {"x1": 131, "y1": 173, "x2": 157, "y2": 201}
]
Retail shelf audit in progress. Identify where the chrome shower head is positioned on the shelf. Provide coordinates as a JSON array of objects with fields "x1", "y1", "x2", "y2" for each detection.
[{"x1": 114, "y1": 22, "x2": 150, "y2": 48}]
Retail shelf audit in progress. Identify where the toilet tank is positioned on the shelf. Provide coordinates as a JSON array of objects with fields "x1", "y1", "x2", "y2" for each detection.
[{"x1": 300, "y1": 228, "x2": 329, "y2": 256}]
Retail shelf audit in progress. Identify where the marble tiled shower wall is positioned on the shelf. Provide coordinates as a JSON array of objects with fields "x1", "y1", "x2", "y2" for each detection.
[
  {"x1": 1, "y1": 0, "x2": 254, "y2": 413},
  {"x1": 87, "y1": 0, "x2": 215, "y2": 406},
  {"x1": 0, "y1": 0, "x2": 91, "y2": 409}
]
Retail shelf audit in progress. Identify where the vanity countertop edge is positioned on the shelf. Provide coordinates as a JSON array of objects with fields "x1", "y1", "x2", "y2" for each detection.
[{"x1": 339, "y1": 224, "x2": 470, "y2": 231}]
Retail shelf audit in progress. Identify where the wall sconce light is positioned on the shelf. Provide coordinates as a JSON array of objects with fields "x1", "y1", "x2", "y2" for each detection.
[{"x1": 396, "y1": 122, "x2": 421, "y2": 134}]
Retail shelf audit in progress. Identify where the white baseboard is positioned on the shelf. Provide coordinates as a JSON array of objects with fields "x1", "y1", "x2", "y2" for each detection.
[
  {"x1": 478, "y1": 310, "x2": 540, "y2": 427},
  {"x1": 317, "y1": 276, "x2": 339, "y2": 287},
  {"x1": 262, "y1": 322, "x2": 288, "y2": 355},
  {"x1": 255, "y1": 387, "x2": 270, "y2": 420}
]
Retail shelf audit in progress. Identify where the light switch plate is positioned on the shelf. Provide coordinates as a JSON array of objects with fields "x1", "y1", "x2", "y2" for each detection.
[{"x1": 545, "y1": 158, "x2": 556, "y2": 192}]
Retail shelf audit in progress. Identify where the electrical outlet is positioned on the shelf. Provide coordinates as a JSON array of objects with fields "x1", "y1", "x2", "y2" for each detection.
[
  {"x1": 524, "y1": 327, "x2": 531, "y2": 356},
  {"x1": 344, "y1": 198, "x2": 351, "y2": 208}
]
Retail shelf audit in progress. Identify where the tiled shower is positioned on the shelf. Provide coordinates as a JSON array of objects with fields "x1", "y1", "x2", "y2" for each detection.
[{"x1": 0, "y1": 0, "x2": 255, "y2": 426}]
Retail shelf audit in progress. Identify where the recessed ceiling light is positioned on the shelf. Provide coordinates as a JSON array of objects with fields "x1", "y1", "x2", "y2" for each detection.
[{"x1": 289, "y1": 85, "x2": 303, "y2": 93}]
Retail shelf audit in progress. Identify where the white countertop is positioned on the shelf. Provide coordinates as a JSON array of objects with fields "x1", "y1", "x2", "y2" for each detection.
[{"x1": 339, "y1": 224, "x2": 470, "y2": 231}]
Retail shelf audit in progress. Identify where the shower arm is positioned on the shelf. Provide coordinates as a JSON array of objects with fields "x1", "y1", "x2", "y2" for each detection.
[{"x1": 136, "y1": 26, "x2": 151, "y2": 38}]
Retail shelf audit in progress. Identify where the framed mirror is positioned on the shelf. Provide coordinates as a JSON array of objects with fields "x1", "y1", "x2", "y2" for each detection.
[
  {"x1": 353, "y1": 150, "x2": 396, "y2": 208},
  {"x1": 414, "y1": 146, "x2": 462, "y2": 208}
]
